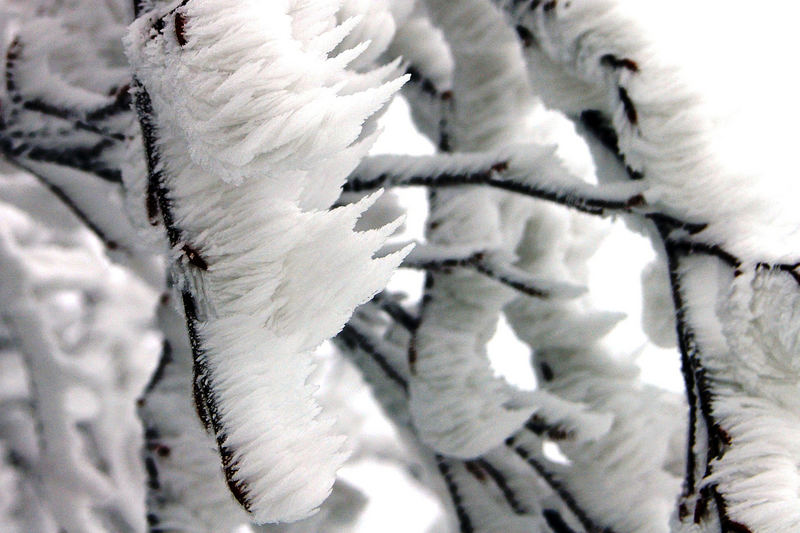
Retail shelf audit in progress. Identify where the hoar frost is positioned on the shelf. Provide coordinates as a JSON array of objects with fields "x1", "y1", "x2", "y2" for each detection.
[{"x1": 126, "y1": 0, "x2": 409, "y2": 522}]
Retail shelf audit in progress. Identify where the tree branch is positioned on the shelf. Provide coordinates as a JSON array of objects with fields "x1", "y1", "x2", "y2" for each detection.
[
  {"x1": 396, "y1": 244, "x2": 585, "y2": 299},
  {"x1": 505, "y1": 437, "x2": 614, "y2": 533},
  {"x1": 345, "y1": 156, "x2": 643, "y2": 217}
]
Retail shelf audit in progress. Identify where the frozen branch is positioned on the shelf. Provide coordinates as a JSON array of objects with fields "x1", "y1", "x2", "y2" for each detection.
[
  {"x1": 137, "y1": 298, "x2": 249, "y2": 533},
  {"x1": 126, "y1": 0, "x2": 409, "y2": 522},
  {"x1": 391, "y1": 242, "x2": 586, "y2": 299},
  {"x1": 346, "y1": 150, "x2": 645, "y2": 217},
  {"x1": 0, "y1": 26, "x2": 143, "y2": 253}
]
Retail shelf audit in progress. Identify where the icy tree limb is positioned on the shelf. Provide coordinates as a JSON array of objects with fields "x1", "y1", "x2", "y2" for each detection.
[
  {"x1": 137, "y1": 297, "x2": 250, "y2": 533},
  {"x1": 346, "y1": 150, "x2": 645, "y2": 217},
  {"x1": 487, "y1": 2, "x2": 800, "y2": 530},
  {"x1": 0, "y1": 24, "x2": 142, "y2": 252},
  {"x1": 386, "y1": 9, "x2": 456, "y2": 151},
  {"x1": 127, "y1": 0, "x2": 410, "y2": 522}
]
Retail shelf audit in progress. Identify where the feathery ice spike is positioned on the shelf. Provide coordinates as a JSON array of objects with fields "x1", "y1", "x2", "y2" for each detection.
[{"x1": 126, "y1": 0, "x2": 409, "y2": 523}]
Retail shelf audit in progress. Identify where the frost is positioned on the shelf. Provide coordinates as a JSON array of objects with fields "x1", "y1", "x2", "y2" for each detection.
[
  {"x1": 125, "y1": 0, "x2": 409, "y2": 523},
  {"x1": 1, "y1": 0, "x2": 798, "y2": 531}
]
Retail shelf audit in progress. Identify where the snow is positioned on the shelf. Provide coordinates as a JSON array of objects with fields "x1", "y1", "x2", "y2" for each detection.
[{"x1": 126, "y1": 0, "x2": 410, "y2": 522}]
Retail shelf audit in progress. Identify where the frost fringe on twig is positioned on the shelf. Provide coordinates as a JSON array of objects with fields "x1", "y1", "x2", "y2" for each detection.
[{"x1": 126, "y1": 0, "x2": 410, "y2": 523}]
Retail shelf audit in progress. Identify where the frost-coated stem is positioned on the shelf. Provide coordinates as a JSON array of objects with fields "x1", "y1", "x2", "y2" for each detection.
[
  {"x1": 137, "y1": 297, "x2": 249, "y2": 533},
  {"x1": 492, "y1": 1, "x2": 800, "y2": 530},
  {"x1": 0, "y1": 35, "x2": 138, "y2": 252},
  {"x1": 505, "y1": 437, "x2": 610, "y2": 533},
  {"x1": 346, "y1": 151, "x2": 645, "y2": 216},
  {"x1": 126, "y1": 0, "x2": 409, "y2": 522},
  {"x1": 393, "y1": 242, "x2": 586, "y2": 299},
  {"x1": 336, "y1": 317, "x2": 609, "y2": 533}
]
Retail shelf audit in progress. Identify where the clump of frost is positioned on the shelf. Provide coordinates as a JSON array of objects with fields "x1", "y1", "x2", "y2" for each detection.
[{"x1": 126, "y1": 0, "x2": 410, "y2": 522}]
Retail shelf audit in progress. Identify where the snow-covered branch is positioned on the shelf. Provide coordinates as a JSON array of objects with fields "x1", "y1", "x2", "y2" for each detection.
[
  {"x1": 346, "y1": 150, "x2": 644, "y2": 216},
  {"x1": 127, "y1": 0, "x2": 409, "y2": 522}
]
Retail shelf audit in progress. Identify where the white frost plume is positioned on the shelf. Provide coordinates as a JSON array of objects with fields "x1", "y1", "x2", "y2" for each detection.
[
  {"x1": 697, "y1": 269, "x2": 800, "y2": 532},
  {"x1": 402, "y1": 0, "x2": 559, "y2": 460},
  {"x1": 334, "y1": 0, "x2": 397, "y2": 71},
  {"x1": 506, "y1": 203, "x2": 684, "y2": 532},
  {"x1": 126, "y1": 0, "x2": 409, "y2": 523},
  {"x1": 494, "y1": 0, "x2": 800, "y2": 264}
]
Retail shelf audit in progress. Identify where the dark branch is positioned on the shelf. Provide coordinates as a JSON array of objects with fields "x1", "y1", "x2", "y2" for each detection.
[
  {"x1": 133, "y1": 0, "x2": 150, "y2": 19},
  {"x1": 525, "y1": 414, "x2": 574, "y2": 441},
  {"x1": 666, "y1": 239, "x2": 741, "y2": 270},
  {"x1": 474, "y1": 458, "x2": 528, "y2": 515},
  {"x1": 371, "y1": 291, "x2": 420, "y2": 332},
  {"x1": 437, "y1": 457, "x2": 475, "y2": 533},
  {"x1": 337, "y1": 324, "x2": 408, "y2": 392},
  {"x1": 345, "y1": 167, "x2": 637, "y2": 217},
  {"x1": 22, "y1": 141, "x2": 122, "y2": 183},
  {"x1": 543, "y1": 509, "x2": 579, "y2": 533},
  {"x1": 506, "y1": 437, "x2": 613, "y2": 533},
  {"x1": 86, "y1": 85, "x2": 133, "y2": 122},
  {"x1": 181, "y1": 290, "x2": 252, "y2": 511},
  {"x1": 142, "y1": 340, "x2": 172, "y2": 396},
  {"x1": 133, "y1": 80, "x2": 179, "y2": 245},
  {"x1": 578, "y1": 110, "x2": 643, "y2": 181},
  {"x1": 21, "y1": 99, "x2": 126, "y2": 141},
  {"x1": 660, "y1": 228, "x2": 705, "y2": 495},
  {"x1": 0, "y1": 155, "x2": 121, "y2": 250},
  {"x1": 402, "y1": 250, "x2": 558, "y2": 299},
  {"x1": 406, "y1": 65, "x2": 450, "y2": 101},
  {"x1": 472, "y1": 259, "x2": 550, "y2": 298}
]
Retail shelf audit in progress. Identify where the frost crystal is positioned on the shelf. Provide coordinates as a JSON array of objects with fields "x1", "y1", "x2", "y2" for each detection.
[
  {"x1": 1, "y1": 0, "x2": 798, "y2": 531},
  {"x1": 126, "y1": 0, "x2": 408, "y2": 523}
]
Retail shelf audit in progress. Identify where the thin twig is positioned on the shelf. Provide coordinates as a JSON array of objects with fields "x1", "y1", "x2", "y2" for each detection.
[
  {"x1": 338, "y1": 324, "x2": 408, "y2": 392},
  {"x1": 436, "y1": 457, "x2": 475, "y2": 533},
  {"x1": 0, "y1": 155, "x2": 121, "y2": 250},
  {"x1": 506, "y1": 437, "x2": 613, "y2": 533},
  {"x1": 401, "y1": 250, "x2": 555, "y2": 298},
  {"x1": 345, "y1": 168, "x2": 637, "y2": 217},
  {"x1": 370, "y1": 291, "x2": 421, "y2": 332},
  {"x1": 474, "y1": 458, "x2": 528, "y2": 515}
]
